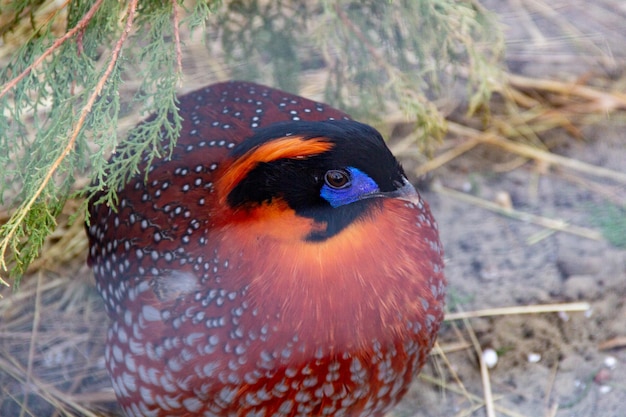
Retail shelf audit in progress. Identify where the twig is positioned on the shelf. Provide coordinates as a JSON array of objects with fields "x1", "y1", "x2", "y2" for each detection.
[
  {"x1": 506, "y1": 73, "x2": 626, "y2": 112},
  {"x1": 445, "y1": 302, "x2": 591, "y2": 321},
  {"x1": 432, "y1": 340, "x2": 472, "y2": 354},
  {"x1": 543, "y1": 361, "x2": 559, "y2": 417},
  {"x1": 19, "y1": 272, "x2": 43, "y2": 417},
  {"x1": 415, "y1": 136, "x2": 482, "y2": 176},
  {"x1": 526, "y1": 0, "x2": 609, "y2": 62},
  {"x1": 545, "y1": 403, "x2": 559, "y2": 417},
  {"x1": 447, "y1": 122, "x2": 626, "y2": 184},
  {"x1": 333, "y1": 2, "x2": 437, "y2": 118},
  {"x1": 420, "y1": 374, "x2": 531, "y2": 417},
  {"x1": 432, "y1": 341, "x2": 475, "y2": 403},
  {"x1": 433, "y1": 183, "x2": 604, "y2": 241},
  {"x1": 479, "y1": 343, "x2": 496, "y2": 417},
  {"x1": 0, "y1": 0, "x2": 105, "y2": 100},
  {"x1": 171, "y1": 0, "x2": 183, "y2": 76},
  {"x1": 462, "y1": 315, "x2": 496, "y2": 417},
  {"x1": 598, "y1": 336, "x2": 626, "y2": 351},
  {"x1": 0, "y1": 0, "x2": 139, "y2": 283}
]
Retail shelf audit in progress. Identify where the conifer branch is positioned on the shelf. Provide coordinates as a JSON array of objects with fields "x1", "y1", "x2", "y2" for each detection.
[
  {"x1": 0, "y1": 0, "x2": 105, "y2": 100},
  {"x1": 0, "y1": 0, "x2": 139, "y2": 285},
  {"x1": 332, "y1": 3, "x2": 446, "y2": 142},
  {"x1": 333, "y1": 5, "x2": 386, "y2": 71}
]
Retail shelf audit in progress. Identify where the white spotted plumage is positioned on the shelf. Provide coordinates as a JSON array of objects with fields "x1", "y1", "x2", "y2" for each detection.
[{"x1": 87, "y1": 81, "x2": 445, "y2": 417}]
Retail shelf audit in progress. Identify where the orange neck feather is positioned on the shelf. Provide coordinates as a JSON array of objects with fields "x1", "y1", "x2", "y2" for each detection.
[{"x1": 215, "y1": 198, "x2": 444, "y2": 355}]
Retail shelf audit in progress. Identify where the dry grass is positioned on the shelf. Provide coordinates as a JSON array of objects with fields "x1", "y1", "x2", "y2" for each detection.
[
  {"x1": 418, "y1": 302, "x2": 592, "y2": 417},
  {"x1": 2, "y1": 0, "x2": 626, "y2": 416},
  {"x1": 0, "y1": 265, "x2": 117, "y2": 416},
  {"x1": 420, "y1": 301, "x2": 606, "y2": 417}
]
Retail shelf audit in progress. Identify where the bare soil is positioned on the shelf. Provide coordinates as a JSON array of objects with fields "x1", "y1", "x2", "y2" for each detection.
[
  {"x1": 397, "y1": 0, "x2": 626, "y2": 415},
  {"x1": 396, "y1": 120, "x2": 626, "y2": 417}
]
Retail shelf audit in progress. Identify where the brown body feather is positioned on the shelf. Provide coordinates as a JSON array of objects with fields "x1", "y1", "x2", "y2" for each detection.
[{"x1": 87, "y1": 81, "x2": 445, "y2": 417}]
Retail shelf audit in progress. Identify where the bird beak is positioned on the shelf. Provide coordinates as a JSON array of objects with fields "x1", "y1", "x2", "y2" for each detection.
[
  {"x1": 358, "y1": 178, "x2": 421, "y2": 205},
  {"x1": 387, "y1": 179, "x2": 421, "y2": 204}
]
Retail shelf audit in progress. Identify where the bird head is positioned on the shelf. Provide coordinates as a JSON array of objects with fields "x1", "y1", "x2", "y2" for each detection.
[{"x1": 214, "y1": 119, "x2": 419, "y2": 242}]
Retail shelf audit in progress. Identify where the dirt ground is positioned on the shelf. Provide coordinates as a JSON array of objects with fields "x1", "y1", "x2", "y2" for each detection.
[
  {"x1": 397, "y1": 1, "x2": 626, "y2": 416},
  {"x1": 395, "y1": 119, "x2": 626, "y2": 417},
  {"x1": 1, "y1": 1, "x2": 625, "y2": 417}
]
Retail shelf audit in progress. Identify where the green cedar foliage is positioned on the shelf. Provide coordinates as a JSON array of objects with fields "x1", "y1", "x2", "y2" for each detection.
[{"x1": 0, "y1": 0, "x2": 501, "y2": 286}]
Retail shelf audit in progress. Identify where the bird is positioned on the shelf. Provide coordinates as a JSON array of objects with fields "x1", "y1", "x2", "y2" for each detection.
[{"x1": 86, "y1": 81, "x2": 446, "y2": 417}]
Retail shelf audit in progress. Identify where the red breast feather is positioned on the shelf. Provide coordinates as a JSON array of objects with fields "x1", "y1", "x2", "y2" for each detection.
[{"x1": 86, "y1": 81, "x2": 445, "y2": 417}]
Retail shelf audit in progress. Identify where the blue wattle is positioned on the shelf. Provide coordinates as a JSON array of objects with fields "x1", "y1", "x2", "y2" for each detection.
[{"x1": 320, "y1": 167, "x2": 379, "y2": 208}]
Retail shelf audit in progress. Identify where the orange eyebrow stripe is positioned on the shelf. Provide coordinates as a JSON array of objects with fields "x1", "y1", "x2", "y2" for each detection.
[
  {"x1": 216, "y1": 136, "x2": 334, "y2": 201},
  {"x1": 245, "y1": 136, "x2": 333, "y2": 164}
]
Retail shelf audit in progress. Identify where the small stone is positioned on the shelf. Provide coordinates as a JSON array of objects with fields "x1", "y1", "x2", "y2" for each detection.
[
  {"x1": 604, "y1": 356, "x2": 617, "y2": 369},
  {"x1": 482, "y1": 348, "x2": 498, "y2": 369},
  {"x1": 527, "y1": 352, "x2": 541, "y2": 363},
  {"x1": 494, "y1": 191, "x2": 513, "y2": 210}
]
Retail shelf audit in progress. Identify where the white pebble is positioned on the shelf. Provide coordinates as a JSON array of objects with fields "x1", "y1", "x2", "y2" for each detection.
[
  {"x1": 604, "y1": 356, "x2": 617, "y2": 369},
  {"x1": 482, "y1": 348, "x2": 498, "y2": 369},
  {"x1": 527, "y1": 352, "x2": 541, "y2": 363},
  {"x1": 599, "y1": 385, "x2": 612, "y2": 394}
]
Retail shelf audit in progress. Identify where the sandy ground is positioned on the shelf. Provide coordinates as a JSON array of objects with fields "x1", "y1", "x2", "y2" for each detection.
[
  {"x1": 397, "y1": 1, "x2": 626, "y2": 415},
  {"x1": 394, "y1": 120, "x2": 626, "y2": 417}
]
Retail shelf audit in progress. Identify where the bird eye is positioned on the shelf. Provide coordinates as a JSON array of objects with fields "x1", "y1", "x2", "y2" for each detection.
[{"x1": 324, "y1": 169, "x2": 351, "y2": 189}]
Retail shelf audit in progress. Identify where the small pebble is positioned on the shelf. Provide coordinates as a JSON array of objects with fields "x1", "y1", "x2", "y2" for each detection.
[
  {"x1": 599, "y1": 385, "x2": 613, "y2": 394},
  {"x1": 494, "y1": 191, "x2": 513, "y2": 210},
  {"x1": 482, "y1": 348, "x2": 498, "y2": 369},
  {"x1": 527, "y1": 352, "x2": 541, "y2": 363},
  {"x1": 604, "y1": 356, "x2": 617, "y2": 369}
]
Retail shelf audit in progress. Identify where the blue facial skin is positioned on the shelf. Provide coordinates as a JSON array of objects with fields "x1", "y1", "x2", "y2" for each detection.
[{"x1": 320, "y1": 167, "x2": 380, "y2": 208}]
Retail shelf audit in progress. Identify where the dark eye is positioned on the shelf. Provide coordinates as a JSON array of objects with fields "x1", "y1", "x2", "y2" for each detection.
[{"x1": 324, "y1": 169, "x2": 351, "y2": 189}]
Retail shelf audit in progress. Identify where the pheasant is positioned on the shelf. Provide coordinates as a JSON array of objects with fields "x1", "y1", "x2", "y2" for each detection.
[{"x1": 86, "y1": 81, "x2": 446, "y2": 417}]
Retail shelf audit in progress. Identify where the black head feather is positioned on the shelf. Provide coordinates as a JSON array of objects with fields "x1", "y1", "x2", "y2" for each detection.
[{"x1": 227, "y1": 120, "x2": 407, "y2": 241}]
